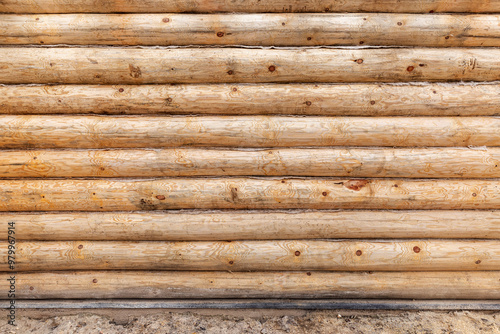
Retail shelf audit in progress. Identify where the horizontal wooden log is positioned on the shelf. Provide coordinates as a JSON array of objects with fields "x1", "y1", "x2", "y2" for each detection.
[
  {"x1": 1, "y1": 148, "x2": 500, "y2": 178},
  {"x1": 3, "y1": 14, "x2": 500, "y2": 47},
  {"x1": 1, "y1": 0, "x2": 499, "y2": 13},
  {"x1": 0, "y1": 178, "x2": 499, "y2": 211},
  {"x1": 1, "y1": 116, "x2": 499, "y2": 148},
  {"x1": 5, "y1": 271, "x2": 500, "y2": 300},
  {"x1": 2, "y1": 211, "x2": 500, "y2": 240},
  {"x1": 2, "y1": 240, "x2": 499, "y2": 271},
  {"x1": 1, "y1": 48, "x2": 499, "y2": 84},
  {"x1": 2, "y1": 83, "x2": 500, "y2": 116}
]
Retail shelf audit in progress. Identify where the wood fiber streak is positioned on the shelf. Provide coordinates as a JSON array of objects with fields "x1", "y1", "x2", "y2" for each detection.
[
  {"x1": 1, "y1": 148, "x2": 500, "y2": 178},
  {"x1": 2, "y1": 84, "x2": 500, "y2": 116},
  {"x1": 0, "y1": 116, "x2": 499, "y2": 148},
  {"x1": 2, "y1": 240, "x2": 500, "y2": 271},
  {"x1": 1, "y1": 48, "x2": 499, "y2": 84},
  {"x1": 1, "y1": 211, "x2": 500, "y2": 240},
  {"x1": 3, "y1": 14, "x2": 500, "y2": 47},
  {"x1": 0, "y1": 178, "x2": 499, "y2": 211},
  {"x1": 1, "y1": 0, "x2": 499, "y2": 13}
]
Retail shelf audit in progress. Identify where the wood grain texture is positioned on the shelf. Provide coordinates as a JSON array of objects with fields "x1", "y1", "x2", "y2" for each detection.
[
  {"x1": 2, "y1": 83, "x2": 500, "y2": 116},
  {"x1": 6, "y1": 271, "x2": 500, "y2": 300},
  {"x1": 3, "y1": 14, "x2": 500, "y2": 47},
  {"x1": 0, "y1": 178, "x2": 499, "y2": 211},
  {"x1": 1, "y1": 116, "x2": 499, "y2": 148},
  {"x1": 2, "y1": 211, "x2": 500, "y2": 240},
  {"x1": 2, "y1": 240, "x2": 499, "y2": 271},
  {"x1": 1, "y1": 48, "x2": 499, "y2": 84},
  {"x1": 1, "y1": 0, "x2": 499, "y2": 13},
  {"x1": 1, "y1": 148, "x2": 500, "y2": 178}
]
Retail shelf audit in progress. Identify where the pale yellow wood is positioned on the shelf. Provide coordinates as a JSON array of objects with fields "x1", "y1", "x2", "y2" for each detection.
[
  {"x1": 0, "y1": 0, "x2": 498, "y2": 13},
  {"x1": 1, "y1": 211, "x2": 499, "y2": 240},
  {"x1": 1, "y1": 83, "x2": 500, "y2": 116},
  {"x1": 1, "y1": 148, "x2": 499, "y2": 178},
  {"x1": 0, "y1": 178, "x2": 498, "y2": 211},
  {"x1": 2, "y1": 240, "x2": 499, "y2": 271},
  {"x1": 3, "y1": 14, "x2": 500, "y2": 47},
  {"x1": 6, "y1": 271, "x2": 500, "y2": 300},
  {"x1": 1, "y1": 48, "x2": 499, "y2": 84},
  {"x1": 0, "y1": 116, "x2": 498, "y2": 148}
]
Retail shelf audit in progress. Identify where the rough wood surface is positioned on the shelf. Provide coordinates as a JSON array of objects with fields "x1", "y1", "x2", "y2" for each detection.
[
  {"x1": 1, "y1": 48, "x2": 499, "y2": 84},
  {"x1": 1, "y1": 116, "x2": 499, "y2": 148},
  {"x1": 0, "y1": 178, "x2": 499, "y2": 211},
  {"x1": 1, "y1": 148, "x2": 500, "y2": 178},
  {"x1": 2, "y1": 83, "x2": 500, "y2": 116},
  {"x1": 5, "y1": 271, "x2": 500, "y2": 300},
  {"x1": 2, "y1": 240, "x2": 498, "y2": 271},
  {"x1": 2, "y1": 211, "x2": 500, "y2": 240},
  {"x1": 3, "y1": 14, "x2": 500, "y2": 47},
  {"x1": 1, "y1": 0, "x2": 499, "y2": 13}
]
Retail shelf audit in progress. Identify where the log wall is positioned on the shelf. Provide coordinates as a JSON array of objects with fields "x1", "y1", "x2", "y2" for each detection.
[{"x1": 1, "y1": 1, "x2": 499, "y2": 303}]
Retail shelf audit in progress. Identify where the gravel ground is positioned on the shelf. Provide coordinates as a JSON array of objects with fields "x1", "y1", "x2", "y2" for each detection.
[{"x1": 1, "y1": 309, "x2": 499, "y2": 333}]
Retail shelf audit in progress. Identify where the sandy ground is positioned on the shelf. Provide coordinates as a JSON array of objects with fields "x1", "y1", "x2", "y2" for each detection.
[{"x1": 0, "y1": 309, "x2": 499, "y2": 334}]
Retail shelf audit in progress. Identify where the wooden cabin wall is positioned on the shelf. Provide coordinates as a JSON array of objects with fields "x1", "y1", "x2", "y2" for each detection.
[{"x1": 1, "y1": 1, "x2": 500, "y2": 301}]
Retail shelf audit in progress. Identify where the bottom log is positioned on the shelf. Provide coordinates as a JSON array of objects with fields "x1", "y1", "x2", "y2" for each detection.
[{"x1": 4, "y1": 271, "x2": 500, "y2": 300}]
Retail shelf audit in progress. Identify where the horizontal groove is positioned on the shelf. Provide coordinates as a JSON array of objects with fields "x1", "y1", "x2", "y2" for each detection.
[
  {"x1": 1, "y1": 83, "x2": 500, "y2": 116},
  {"x1": 2, "y1": 210, "x2": 500, "y2": 240},
  {"x1": 2, "y1": 14, "x2": 500, "y2": 47},
  {"x1": 1, "y1": 47, "x2": 500, "y2": 84}
]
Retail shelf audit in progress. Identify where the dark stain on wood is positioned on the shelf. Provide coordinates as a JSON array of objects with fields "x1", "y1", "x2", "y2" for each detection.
[
  {"x1": 129, "y1": 64, "x2": 142, "y2": 78},
  {"x1": 344, "y1": 179, "x2": 370, "y2": 191}
]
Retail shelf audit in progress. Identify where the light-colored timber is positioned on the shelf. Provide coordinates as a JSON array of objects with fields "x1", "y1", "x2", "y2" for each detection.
[
  {"x1": 1, "y1": 148, "x2": 500, "y2": 178},
  {"x1": 2, "y1": 240, "x2": 499, "y2": 271},
  {"x1": 1, "y1": 48, "x2": 499, "y2": 84},
  {"x1": 2, "y1": 14, "x2": 500, "y2": 47},
  {"x1": 0, "y1": 178, "x2": 499, "y2": 211},
  {"x1": 0, "y1": 116, "x2": 498, "y2": 148},
  {"x1": 1, "y1": 211, "x2": 500, "y2": 240},
  {"x1": 1, "y1": 83, "x2": 500, "y2": 116},
  {"x1": 1, "y1": 0, "x2": 499, "y2": 13},
  {"x1": 4, "y1": 271, "x2": 500, "y2": 300}
]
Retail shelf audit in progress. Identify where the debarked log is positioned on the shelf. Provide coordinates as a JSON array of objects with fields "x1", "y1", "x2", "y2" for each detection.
[
  {"x1": 1, "y1": 240, "x2": 498, "y2": 271},
  {"x1": 0, "y1": 148, "x2": 499, "y2": 178},
  {"x1": 3, "y1": 271, "x2": 500, "y2": 300},
  {"x1": 0, "y1": 178, "x2": 498, "y2": 211},
  {"x1": 1, "y1": 210, "x2": 499, "y2": 240},
  {"x1": 0, "y1": 0, "x2": 499, "y2": 13},
  {"x1": 0, "y1": 116, "x2": 499, "y2": 148},
  {"x1": 0, "y1": 48, "x2": 498, "y2": 84},
  {"x1": 2, "y1": 14, "x2": 500, "y2": 47}
]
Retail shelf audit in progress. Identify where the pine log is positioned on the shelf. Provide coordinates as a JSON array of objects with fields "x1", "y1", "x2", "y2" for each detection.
[
  {"x1": 0, "y1": 116, "x2": 498, "y2": 148},
  {"x1": 0, "y1": 178, "x2": 499, "y2": 211},
  {"x1": 6, "y1": 271, "x2": 500, "y2": 300},
  {"x1": 1, "y1": 48, "x2": 499, "y2": 84},
  {"x1": 1, "y1": 83, "x2": 500, "y2": 116},
  {"x1": 2, "y1": 14, "x2": 500, "y2": 47},
  {"x1": 0, "y1": 0, "x2": 499, "y2": 13},
  {"x1": 1, "y1": 211, "x2": 499, "y2": 240},
  {"x1": 2, "y1": 240, "x2": 499, "y2": 271},
  {"x1": 1, "y1": 148, "x2": 499, "y2": 178}
]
